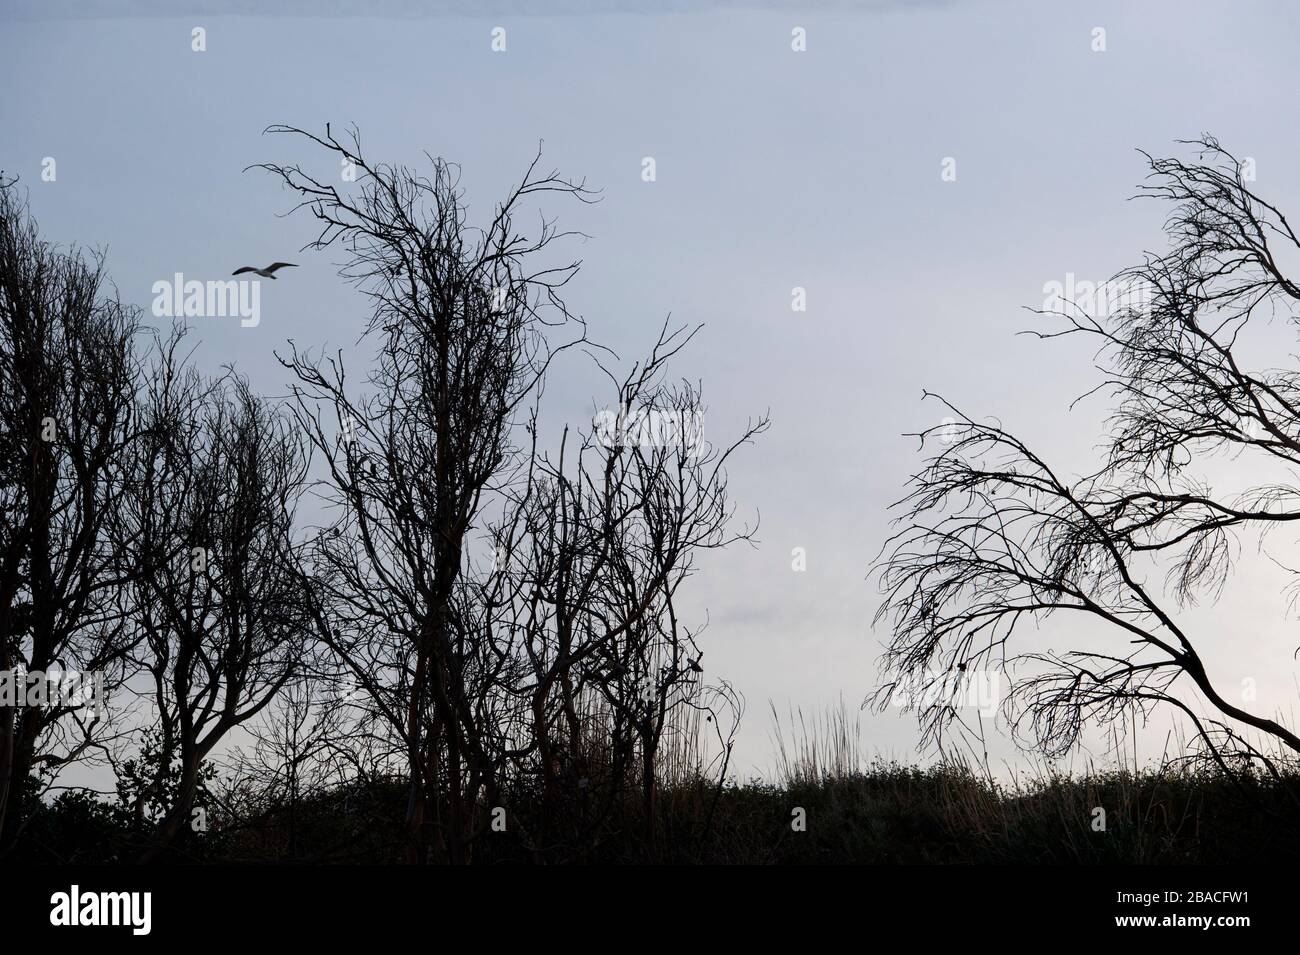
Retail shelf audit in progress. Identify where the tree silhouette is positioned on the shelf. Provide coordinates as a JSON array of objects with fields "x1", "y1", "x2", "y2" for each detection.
[
  {"x1": 255, "y1": 124, "x2": 763, "y2": 862},
  {"x1": 0, "y1": 186, "x2": 144, "y2": 849},
  {"x1": 483, "y1": 318, "x2": 764, "y2": 850},
  {"x1": 120, "y1": 338, "x2": 310, "y2": 860},
  {"x1": 875, "y1": 137, "x2": 1300, "y2": 779},
  {"x1": 0, "y1": 129, "x2": 765, "y2": 865}
]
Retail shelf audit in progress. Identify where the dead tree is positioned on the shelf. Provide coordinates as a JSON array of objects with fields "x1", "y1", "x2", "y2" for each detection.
[
  {"x1": 120, "y1": 337, "x2": 309, "y2": 860},
  {"x1": 256, "y1": 124, "x2": 596, "y2": 863},
  {"x1": 0, "y1": 187, "x2": 143, "y2": 850},
  {"x1": 875, "y1": 137, "x2": 1300, "y2": 778},
  {"x1": 483, "y1": 320, "x2": 766, "y2": 850}
]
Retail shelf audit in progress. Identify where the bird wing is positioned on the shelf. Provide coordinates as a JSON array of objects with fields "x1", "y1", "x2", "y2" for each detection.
[
  {"x1": 231, "y1": 267, "x2": 256, "y2": 276},
  {"x1": 265, "y1": 262, "x2": 298, "y2": 273}
]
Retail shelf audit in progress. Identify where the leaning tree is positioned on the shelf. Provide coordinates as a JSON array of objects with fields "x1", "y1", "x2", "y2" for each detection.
[{"x1": 875, "y1": 137, "x2": 1300, "y2": 779}]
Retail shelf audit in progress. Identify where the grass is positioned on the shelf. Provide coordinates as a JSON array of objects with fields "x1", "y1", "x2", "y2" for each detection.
[{"x1": 12, "y1": 701, "x2": 1300, "y2": 864}]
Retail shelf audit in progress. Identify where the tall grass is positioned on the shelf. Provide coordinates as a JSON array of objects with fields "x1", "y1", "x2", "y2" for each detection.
[
  {"x1": 17, "y1": 696, "x2": 1300, "y2": 863},
  {"x1": 768, "y1": 697, "x2": 863, "y2": 786},
  {"x1": 751, "y1": 699, "x2": 1300, "y2": 863}
]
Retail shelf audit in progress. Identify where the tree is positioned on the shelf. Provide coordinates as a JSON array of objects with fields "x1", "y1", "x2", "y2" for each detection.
[
  {"x1": 256, "y1": 124, "x2": 764, "y2": 862},
  {"x1": 0, "y1": 186, "x2": 144, "y2": 850},
  {"x1": 257, "y1": 124, "x2": 597, "y2": 863},
  {"x1": 483, "y1": 319, "x2": 764, "y2": 850},
  {"x1": 119, "y1": 338, "x2": 310, "y2": 860},
  {"x1": 874, "y1": 138, "x2": 1300, "y2": 778}
]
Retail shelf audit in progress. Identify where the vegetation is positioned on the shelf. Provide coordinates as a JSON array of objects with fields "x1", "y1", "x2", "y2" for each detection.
[
  {"x1": 12, "y1": 705, "x2": 1300, "y2": 864},
  {"x1": 4, "y1": 132, "x2": 1300, "y2": 865}
]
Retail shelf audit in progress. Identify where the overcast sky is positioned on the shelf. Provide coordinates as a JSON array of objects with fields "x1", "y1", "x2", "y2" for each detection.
[{"x1": 4, "y1": 0, "x2": 1300, "y2": 778}]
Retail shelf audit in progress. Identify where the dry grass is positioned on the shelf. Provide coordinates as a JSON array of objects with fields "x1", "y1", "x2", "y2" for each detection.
[{"x1": 15, "y1": 698, "x2": 1300, "y2": 863}]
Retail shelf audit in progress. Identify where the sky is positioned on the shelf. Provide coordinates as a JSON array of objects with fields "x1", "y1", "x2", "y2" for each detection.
[{"x1": 4, "y1": 0, "x2": 1300, "y2": 779}]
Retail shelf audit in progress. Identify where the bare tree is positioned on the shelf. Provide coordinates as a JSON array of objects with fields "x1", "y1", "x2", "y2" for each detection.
[
  {"x1": 120, "y1": 336, "x2": 310, "y2": 860},
  {"x1": 256, "y1": 124, "x2": 596, "y2": 863},
  {"x1": 253, "y1": 125, "x2": 765, "y2": 862},
  {"x1": 0, "y1": 186, "x2": 143, "y2": 850},
  {"x1": 481, "y1": 320, "x2": 766, "y2": 851},
  {"x1": 874, "y1": 137, "x2": 1300, "y2": 778}
]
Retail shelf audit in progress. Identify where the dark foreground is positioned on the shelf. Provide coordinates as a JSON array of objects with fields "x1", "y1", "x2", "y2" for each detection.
[{"x1": 10, "y1": 762, "x2": 1300, "y2": 864}]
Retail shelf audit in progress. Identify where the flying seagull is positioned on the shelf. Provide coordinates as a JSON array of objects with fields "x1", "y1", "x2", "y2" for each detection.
[{"x1": 232, "y1": 262, "x2": 297, "y2": 279}]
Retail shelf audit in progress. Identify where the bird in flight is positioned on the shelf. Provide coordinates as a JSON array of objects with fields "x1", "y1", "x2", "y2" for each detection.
[{"x1": 232, "y1": 262, "x2": 297, "y2": 279}]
